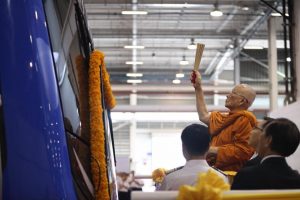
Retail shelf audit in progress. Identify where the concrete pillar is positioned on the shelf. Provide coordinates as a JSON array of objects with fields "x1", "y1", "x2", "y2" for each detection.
[
  {"x1": 234, "y1": 39, "x2": 240, "y2": 85},
  {"x1": 213, "y1": 93, "x2": 219, "y2": 106},
  {"x1": 268, "y1": 17, "x2": 278, "y2": 111},
  {"x1": 129, "y1": 93, "x2": 137, "y2": 170},
  {"x1": 293, "y1": 0, "x2": 300, "y2": 99}
]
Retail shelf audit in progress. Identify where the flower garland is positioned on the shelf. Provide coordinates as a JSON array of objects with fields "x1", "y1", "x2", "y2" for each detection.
[
  {"x1": 89, "y1": 50, "x2": 116, "y2": 200},
  {"x1": 101, "y1": 57, "x2": 116, "y2": 109},
  {"x1": 177, "y1": 169, "x2": 230, "y2": 200},
  {"x1": 152, "y1": 168, "x2": 167, "y2": 183}
]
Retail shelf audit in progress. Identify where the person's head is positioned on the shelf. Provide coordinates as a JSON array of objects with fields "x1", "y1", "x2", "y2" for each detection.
[
  {"x1": 248, "y1": 117, "x2": 274, "y2": 150},
  {"x1": 225, "y1": 84, "x2": 256, "y2": 111},
  {"x1": 181, "y1": 123, "x2": 211, "y2": 160},
  {"x1": 257, "y1": 118, "x2": 300, "y2": 158}
]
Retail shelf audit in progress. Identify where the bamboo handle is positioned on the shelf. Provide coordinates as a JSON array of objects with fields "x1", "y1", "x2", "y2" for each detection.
[{"x1": 193, "y1": 43, "x2": 205, "y2": 70}]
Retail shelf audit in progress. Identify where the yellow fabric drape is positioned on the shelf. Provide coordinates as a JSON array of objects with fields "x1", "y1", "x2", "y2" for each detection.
[{"x1": 177, "y1": 169, "x2": 230, "y2": 200}]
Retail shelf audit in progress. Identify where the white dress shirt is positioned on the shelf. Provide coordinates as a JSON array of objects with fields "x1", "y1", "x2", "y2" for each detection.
[
  {"x1": 260, "y1": 154, "x2": 284, "y2": 163},
  {"x1": 158, "y1": 159, "x2": 227, "y2": 191}
]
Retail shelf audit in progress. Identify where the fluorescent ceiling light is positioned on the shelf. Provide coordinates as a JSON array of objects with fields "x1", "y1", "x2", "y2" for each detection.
[
  {"x1": 242, "y1": 6, "x2": 249, "y2": 11},
  {"x1": 271, "y1": 13, "x2": 289, "y2": 17},
  {"x1": 271, "y1": 12, "x2": 281, "y2": 17},
  {"x1": 180, "y1": 56, "x2": 189, "y2": 65},
  {"x1": 122, "y1": 11, "x2": 148, "y2": 15},
  {"x1": 127, "y1": 79, "x2": 143, "y2": 84},
  {"x1": 210, "y1": 3, "x2": 223, "y2": 17},
  {"x1": 124, "y1": 45, "x2": 145, "y2": 49},
  {"x1": 179, "y1": 60, "x2": 189, "y2": 65},
  {"x1": 286, "y1": 57, "x2": 291, "y2": 62},
  {"x1": 187, "y1": 38, "x2": 197, "y2": 50},
  {"x1": 176, "y1": 73, "x2": 185, "y2": 78},
  {"x1": 187, "y1": 44, "x2": 197, "y2": 50},
  {"x1": 126, "y1": 73, "x2": 143, "y2": 77},
  {"x1": 126, "y1": 61, "x2": 143, "y2": 65},
  {"x1": 210, "y1": 10, "x2": 223, "y2": 17},
  {"x1": 172, "y1": 79, "x2": 181, "y2": 84},
  {"x1": 243, "y1": 46, "x2": 264, "y2": 49}
]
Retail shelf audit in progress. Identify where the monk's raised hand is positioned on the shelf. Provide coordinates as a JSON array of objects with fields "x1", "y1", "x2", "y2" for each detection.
[{"x1": 190, "y1": 70, "x2": 202, "y2": 89}]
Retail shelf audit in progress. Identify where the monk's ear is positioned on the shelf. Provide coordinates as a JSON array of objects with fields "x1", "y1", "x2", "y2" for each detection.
[{"x1": 239, "y1": 98, "x2": 246, "y2": 106}]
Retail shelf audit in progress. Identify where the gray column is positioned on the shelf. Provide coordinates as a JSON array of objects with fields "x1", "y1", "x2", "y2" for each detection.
[
  {"x1": 132, "y1": 0, "x2": 137, "y2": 73},
  {"x1": 129, "y1": 93, "x2": 137, "y2": 170},
  {"x1": 293, "y1": 0, "x2": 300, "y2": 99},
  {"x1": 234, "y1": 38, "x2": 240, "y2": 85},
  {"x1": 268, "y1": 17, "x2": 278, "y2": 111}
]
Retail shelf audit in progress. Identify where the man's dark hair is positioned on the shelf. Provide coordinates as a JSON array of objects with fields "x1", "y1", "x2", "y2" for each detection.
[
  {"x1": 264, "y1": 118, "x2": 300, "y2": 157},
  {"x1": 181, "y1": 123, "x2": 210, "y2": 156},
  {"x1": 262, "y1": 117, "x2": 274, "y2": 129}
]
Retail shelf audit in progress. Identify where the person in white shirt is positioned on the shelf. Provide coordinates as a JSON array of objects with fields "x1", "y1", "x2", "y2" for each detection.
[
  {"x1": 158, "y1": 123, "x2": 227, "y2": 191},
  {"x1": 128, "y1": 171, "x2": 144, "y2": 191}
]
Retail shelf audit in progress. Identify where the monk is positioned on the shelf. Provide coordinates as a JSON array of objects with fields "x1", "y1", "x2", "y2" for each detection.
[{"x1": 191, "y1": 70, "x2": 257, "y2": 171}]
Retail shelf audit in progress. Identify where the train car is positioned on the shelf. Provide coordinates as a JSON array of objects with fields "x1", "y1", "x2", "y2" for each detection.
[{"x1": 0, "y1": 0, "x2": 117, "y2": 199}]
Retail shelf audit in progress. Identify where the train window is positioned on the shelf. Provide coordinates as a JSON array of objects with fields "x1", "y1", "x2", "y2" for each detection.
[
  {"x1": 43, "y1": 1, "x2": 93, "y2": 199},
  {"x1": 53, "y1": 0, "x2": 70, "y2": 27}
]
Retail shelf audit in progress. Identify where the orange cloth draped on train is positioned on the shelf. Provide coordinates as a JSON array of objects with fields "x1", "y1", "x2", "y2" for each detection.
[{"x1": 209, "y1": 110, "x2": 256, "y2": 172}]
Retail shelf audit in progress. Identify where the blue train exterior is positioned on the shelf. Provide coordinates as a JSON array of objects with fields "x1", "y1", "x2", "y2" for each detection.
[{"x1": 0, "y1": 0, "x2": 114, "y2": 199}]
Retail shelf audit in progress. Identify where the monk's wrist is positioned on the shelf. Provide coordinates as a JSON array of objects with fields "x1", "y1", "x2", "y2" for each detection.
[{"x1": 194, "y1": 84, "x2": 202, "y2": 91}]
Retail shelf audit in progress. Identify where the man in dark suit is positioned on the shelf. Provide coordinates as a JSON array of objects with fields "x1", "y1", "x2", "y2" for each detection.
[
  {"x1": 231, "y1": 118, "x2": 300, "y2": 189},
  {"x1": 243, "y1": 117, "x2": 274, "y2": 168}
]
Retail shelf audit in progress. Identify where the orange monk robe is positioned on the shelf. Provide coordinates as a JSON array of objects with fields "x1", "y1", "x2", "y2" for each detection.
[{"x1": 209, "y1": 110, "x2": 257, "y2": 172}]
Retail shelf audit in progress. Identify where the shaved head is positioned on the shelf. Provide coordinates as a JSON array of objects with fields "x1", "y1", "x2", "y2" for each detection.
[{"x1": 233, "y1": 84, "x2": 256, "y2": 107}]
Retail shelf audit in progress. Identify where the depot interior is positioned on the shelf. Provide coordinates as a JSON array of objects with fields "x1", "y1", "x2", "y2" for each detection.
[{"x1": 51, "y1": 0, "x2": 300, "y2": 191}]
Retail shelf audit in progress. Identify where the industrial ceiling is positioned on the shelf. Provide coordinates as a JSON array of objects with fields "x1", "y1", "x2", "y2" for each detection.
[{"x1": 83, "y1": 0, "x2": 288, "y2": 111}]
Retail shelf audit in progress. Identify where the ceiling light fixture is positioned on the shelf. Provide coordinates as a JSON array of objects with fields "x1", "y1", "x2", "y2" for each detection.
[
  {"x1": 126, "y1": 61, "x2": 144, "y2": 65},
  {"x1": 242, "y1": 6, "x2": 249, "y2": 11},
  {"x1": 121, "y1": 11, "x2": 148, "y2": 15},
  {"x1": 127, "y1": 79, "x2": 143, "y2": 84},
  {"x1": 124, "y1": 45, "x2": 145, "y2": 49},
  {"x1": 187, "y1": 38, "x2": 197, "y2": 50},
  {"x1": 172, "y1": 79, "x2": 181, "y2": 84},
  {"x1": 210, "y1": 2, "x2": 223, "y2": 17},
  {"x1": 228, "y1": 44, "x2": 234, "y2": 49},
  {"x1": 176, "y1": 73, "x2": 185, "y2": 78},
  {"x1": 243, "y1": 46, "x2": 264, "y2": 50},
  {"x1": 286, "y1": 57, "x2": 291, "y2": 62},
  {"x1": 271, "y1": 12, "x2": 281, "y2": 17},
  {"x1": 179, "y1": 56, "x2": 189, "y2": 65},
  {"x1": 126, "y1": 73, "x2": 143, "y2": 77}
]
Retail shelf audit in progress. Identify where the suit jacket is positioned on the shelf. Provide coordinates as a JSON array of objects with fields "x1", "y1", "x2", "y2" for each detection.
[
  {"x1": 243, "y1": 155, "x2": 262, "y2": 168},
  {"x1": 231, "y1": 157, "x2": 300, "y2": 190}
]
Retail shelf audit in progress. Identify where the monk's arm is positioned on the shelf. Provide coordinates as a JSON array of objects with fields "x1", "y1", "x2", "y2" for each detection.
[
  {"x1": 214, "y1": 118, "x2": 254, "y2": 169},
  {"x1": 192, "y1": 70, "x2": 210, "y2": 125}
]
